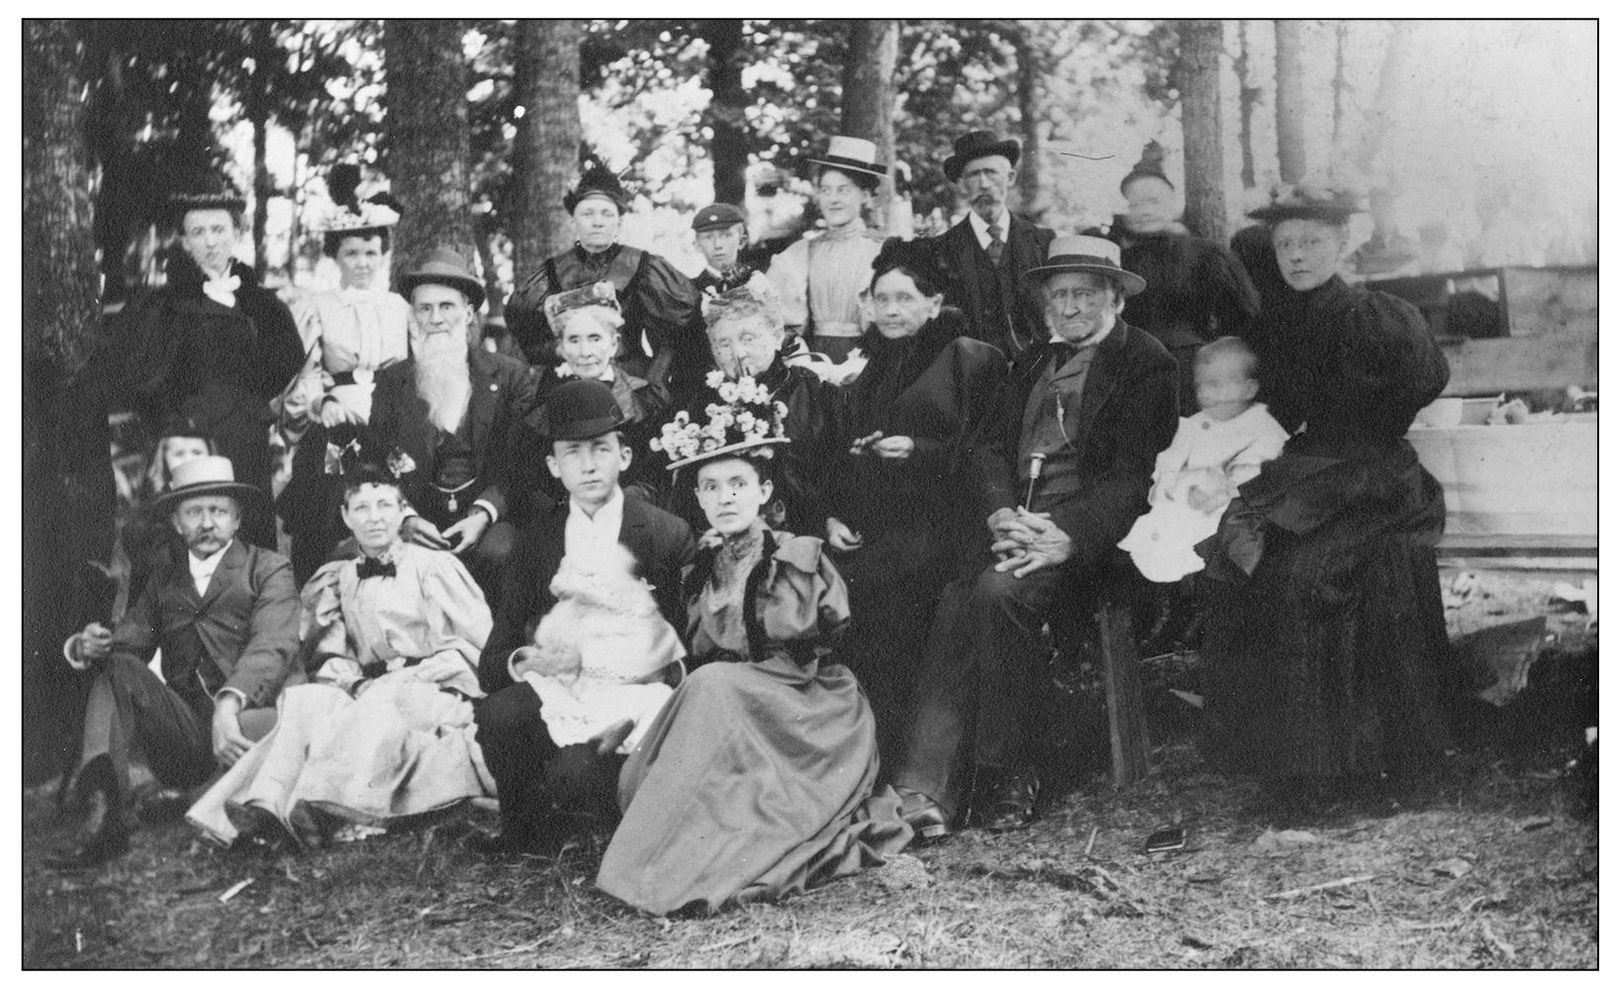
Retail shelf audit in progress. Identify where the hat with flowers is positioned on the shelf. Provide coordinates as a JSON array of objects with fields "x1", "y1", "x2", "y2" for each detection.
[{"x1": 651, "y1": 369, "x2": 790, "y2": 471}]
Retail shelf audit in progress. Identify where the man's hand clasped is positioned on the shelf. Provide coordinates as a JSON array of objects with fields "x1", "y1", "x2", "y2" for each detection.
[{"x1": 988, "y1": 506, "x2": 1074, "y2": 578}]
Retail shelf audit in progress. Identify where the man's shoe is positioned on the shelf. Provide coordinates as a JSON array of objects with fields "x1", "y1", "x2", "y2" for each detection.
[
  {"x1": 974, "y1": 770, "x2": 1040, "y2": 833},
  {"x1": 895, "y1": 787, "x2": 952, "y2": 843},
  {"x1": 45, "y1": 776, "x2": 130, "y2": 870},
  {"x1": 132, "y1": 785, "x2": 190, "y2": 826}
]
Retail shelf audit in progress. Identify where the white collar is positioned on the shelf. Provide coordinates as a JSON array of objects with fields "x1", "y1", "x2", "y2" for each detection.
[
  {"x1": 569, "y1": 485, "x2": 624, "y2": 525},
  {"x1": 967, "y1": 208, "x2": 1010, "y2": 244},
  {"x1": 189, "y1": 543, "x2": 231, "y2": 576}
]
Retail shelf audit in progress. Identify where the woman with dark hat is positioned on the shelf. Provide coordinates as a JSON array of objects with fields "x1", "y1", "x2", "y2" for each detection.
[
  {"x1": 1199, "y1": 185, "x2": 1458, "y2": 808},
  {"x1": 504, "y1": 158, "x2": 705, "y2": 398},
  {"x1": 824, "y1": 238, "x2": 1005, "y2": 764},
  {"x1": 596, "y1": 386, "x2": 910, "y2": 914},
  {"x1": 111, "y1": 175, "x2": 306, "y2": 548},
  {"x1": 768, "y1": 135, "x2": 888, "y2": 363},
  {"x1": 187, "y1": 438, "x2": 494, "y2": 849},
  {"x1": 284, "y1": 164, "x2": 411, "y2": 429},
  {"x1": 1111, "y1": 142, "x2": 1262, "y2": 410}
]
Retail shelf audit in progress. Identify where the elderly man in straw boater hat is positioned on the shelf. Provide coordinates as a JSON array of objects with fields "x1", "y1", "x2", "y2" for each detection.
[
  {"x1": 505, "y1": 158, "x2": 705, "y2": 399},
  {"x1": 112, "y1": 175, "x2": 307, "y2": 548},
  {"x1": 50, "y1": 456, "x2": 300, "y2": 868},
  {"x1": 928, "y1": 129, "x2": 1057, "y2": 360},
  {"x1": 356, "y1": 247, "x2": 544, "y2": 596},
  {"x1": 767, "y1": 134, "x2": 888, "y2": 364},
  {"x1": 890, "y1": 235, "x2": 1178, "y2": 840}
]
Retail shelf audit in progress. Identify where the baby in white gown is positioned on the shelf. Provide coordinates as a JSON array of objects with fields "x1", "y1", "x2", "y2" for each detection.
[{"x1": 1120, "y1": 337, "x2": 1290, "y2": 583}]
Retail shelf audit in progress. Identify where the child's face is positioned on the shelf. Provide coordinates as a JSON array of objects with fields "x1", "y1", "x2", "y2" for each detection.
[{"x1": 1195, "y1": 354, "x2": 1259, "y2": 422}]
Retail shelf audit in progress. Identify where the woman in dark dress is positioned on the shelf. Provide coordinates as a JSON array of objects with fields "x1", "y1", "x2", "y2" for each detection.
[
  {"x1": 1200, "y1": 187, "x2": 1458, "y2": 802},
  {"x1": 825, "y1": 239, "x2": 1005, "y2": 764}
]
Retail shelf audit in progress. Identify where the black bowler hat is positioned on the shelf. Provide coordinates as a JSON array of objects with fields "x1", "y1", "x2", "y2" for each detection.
[
  {"x1": 545, "y1": 379, "x2": 625, "y2": 441},
  {"x1": 691, "y1": 202, "x2": 747, "y2": 232},
  {"x1": 943, "y1": 130, "x2": 1021, "y2": 183}
]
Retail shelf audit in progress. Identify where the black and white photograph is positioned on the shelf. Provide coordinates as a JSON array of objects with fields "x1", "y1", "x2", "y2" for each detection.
[{"x1": 19, "y1": 16, "x2": 1599, "y2": 969}]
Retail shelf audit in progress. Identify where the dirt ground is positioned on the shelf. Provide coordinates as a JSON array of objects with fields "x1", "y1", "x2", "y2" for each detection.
[{"x1": 21, "y1": 569, "x2": 1597, "y2": 969}]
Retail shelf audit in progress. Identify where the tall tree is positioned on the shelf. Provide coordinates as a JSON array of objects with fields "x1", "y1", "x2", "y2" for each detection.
[
  {"x1": 1234, "y1": 19, "x2": 1261, "y2": 191},
  {"x1": 1008, "y1": 22, "x2": 1049, "y2": 223},
  {"x1": 841, "y1": 19, "x2": 900, "y2": 229},
  {"x1": 1274, "y1": 18, "x2": 1308, "y2": 184},
  {"x1": 24, "y1": 20, "x2": 116, "y2": 783},
  {"x1": 1179, "y1": 19, "x2": 1228, "y2": 242},
  {"x1": 702, "y1": 19, "x2": 748, "y2": 205},
  {"x1": 1331, "y1": 20, "x2": 1350, "y2": 151},
  {"x1": 383, "y1": 19, "x2": 475, "y2": 285},
  {"x1": 510, "y1": 18, "x2": 582, "y2": 279}
]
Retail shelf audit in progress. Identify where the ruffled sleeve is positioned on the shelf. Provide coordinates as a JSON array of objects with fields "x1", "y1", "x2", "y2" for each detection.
[
  {"x1": 1330, "y1": 289, "x2": 1450, "y2": 439},
  {"x1": 760, "y1": 534, "x2": 851, "y2": 662},
  {"x1": 411, "y1": 547, "x2": 493, "y2": 669},
  {"x1": 300, "y1": 560, "x2": 358, "y2": 681}
]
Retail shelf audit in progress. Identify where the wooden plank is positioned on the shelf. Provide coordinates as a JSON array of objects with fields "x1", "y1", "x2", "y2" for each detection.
[
  {"x1": 1097, "y1": 600, "x2": 1150, "y2": 788},
  {"x1": 1499, "y1": 267, "x2": 1598, "y2": 336},
  {"x1": 1438, "y1": 335, "x2": 1597, "y2": 395}
]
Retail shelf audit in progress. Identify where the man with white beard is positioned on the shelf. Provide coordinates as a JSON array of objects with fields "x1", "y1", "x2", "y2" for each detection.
[{"x1": 362, "y1": 248, "x2": 544, "y2": 593}]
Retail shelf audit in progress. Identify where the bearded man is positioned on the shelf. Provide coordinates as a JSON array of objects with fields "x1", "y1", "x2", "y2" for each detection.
[
  {"x1": 279, "y1": 249, "x2": 542, "y2": 591},
  {"x1": 928, "y1": 131, "x2": 1057, "y2": 360}
]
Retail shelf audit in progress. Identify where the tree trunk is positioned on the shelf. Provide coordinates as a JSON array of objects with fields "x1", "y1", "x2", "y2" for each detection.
[
  {"x1": 841, "y1": 19, "x2": 899, "y2": 231},
  {"x1": 1235, "y1": 19, "x2": 1259, "y2": 191},
  {"x1": 23, "y1": 19, "x2": 116, "y2": 784},
  {"x1": 1179, "y1": 19, "x2": 1227, "y2": 243},
  {"x1": 383, "y1": 19, "x2": 475, "y2": 292},
  {"x1": 1274, "y1": 18, "x2": 1308, "y2": 184},
  {"x1": 247, "y1": 20, "x2": 273, "y2": 277},
  {"x1": 702, "y1": 19, "x2": 748, "y2": 206},
  {"x1": 510, "y1": 18, "x2": 582, "y2": 282},
  {"x1": 1011, "y1": 23, "x2": 1049, "y2": 223},
  {"x1": 1331, "y1": 20, "x2": 1349, "y2": 152}
]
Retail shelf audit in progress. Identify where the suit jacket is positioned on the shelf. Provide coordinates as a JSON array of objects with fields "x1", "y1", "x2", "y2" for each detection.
[
  {"x1": 971, "y1": 319, "x2": 1179, "y2": 573},
  {"x1": 478, "y1": 493, "x2": 698, "y2": 694},
  {"x1": 367, "y1": 345, "x2": 544, "y2": 526},
  {"x1": 932, "y1": 214, "x2": 1057, "y2": 359},
  {"x1": 110, "y1": 540, "x2": 301, "y2": 713}
]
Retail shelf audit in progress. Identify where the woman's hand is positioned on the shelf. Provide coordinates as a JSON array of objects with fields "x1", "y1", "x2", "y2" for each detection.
[
  {"x1": 825, "y1": 517, "x2": 864, "y2": 552},
  {"x1": 869, "y1": 435, "x2": 915, "y2": 460}
]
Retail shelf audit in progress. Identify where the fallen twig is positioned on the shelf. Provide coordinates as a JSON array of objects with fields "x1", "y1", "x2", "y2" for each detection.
[
  {"x1": 1263, "y1": 874, "x2": 1375, "y2": 900},
  {"x1": 218, "y1": 878, "x2": 254, "y2": 903},
  {"x1": 1084, "y1": 826, "x2": 1099, "y2": 857}
]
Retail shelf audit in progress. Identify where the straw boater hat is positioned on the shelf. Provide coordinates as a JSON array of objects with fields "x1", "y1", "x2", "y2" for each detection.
[
  {"x1": 153, "y1": 456, "x2": 264, "y2": 511},
  {"x1": 1022, "y1": 235, "x2": 1147, "y2": 296},
  {"x1": 942, "y1": 130, "x2": 1022, "y2": 183},
  {"x1": 1247, "y1": 184, "x2": 1363, "y2": 225},
  {"x1": 397, "y1": 247, "x2": 485, "y2": 309},
  {"x1": 545, "y1": 379, "x2": 627, "y2": 442},
  {"x1": 563, "y1": 158, "x2": 630, "y2": 213},
  {"x1": 806, "y1": 136, "x2": 887, "y2": 189}
]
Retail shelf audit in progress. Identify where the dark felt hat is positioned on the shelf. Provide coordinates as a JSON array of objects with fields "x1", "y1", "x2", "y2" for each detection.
[
  {"x1": 1120, "y1": 140, "x2": 1173, "y2": 193},
  {"x1": 691, "y1": 202, "x2": 748, "y2": 232},
  {"x1": 943, "y1": 130, "x2": 1021, "y2": 183},
  {"x1": 398, "y1": 247, "x2": 485, "y2": 309},
  {"x1": 152, "y1": 456, "x2": 264, "y2": 512},
  {"x1": 169, "y1": 174, "x2": 247, "y2": 220},
  {"x1": 563, "y1": 159, "x2": 629, "y2": 214},
  {"x1": 1247, "y1": 184, "x2": 1363, "y2": 224},
  {"x1": 1022, "y1": 235, "x2": 1146, "y2": 296},
  {"x1": 545, "y1": 379, "x2": 626, "y2": 442}
]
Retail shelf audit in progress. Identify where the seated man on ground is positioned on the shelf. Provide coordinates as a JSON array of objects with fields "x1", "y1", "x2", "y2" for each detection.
[
  {"x1": 186, "y1": 440, "x2": 494, "y2": 849},
  {"x1": 471, "y1": 379, "x2": 696, "y2": 855},
  {"x1": 51, "y1": 456, "x2": 300, "y2": 868},
  {"x1": 891, "y1": 235, "x2": 1178, "y2": 839}
]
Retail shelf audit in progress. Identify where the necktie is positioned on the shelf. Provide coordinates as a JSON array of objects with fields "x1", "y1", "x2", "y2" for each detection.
[
  {"x1": 356, "y1": 557, "x2": 397, "y2": 580},
  {"x1": 986, "y1": 222, "x2": 1005, "y2": 267}
]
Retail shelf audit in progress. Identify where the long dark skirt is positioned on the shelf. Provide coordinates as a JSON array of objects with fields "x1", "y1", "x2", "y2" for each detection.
[{"x1": 1200, "y1": 445, "x2": 1459, "y2": 781}]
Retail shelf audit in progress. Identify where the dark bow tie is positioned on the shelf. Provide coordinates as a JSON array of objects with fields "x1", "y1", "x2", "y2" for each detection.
[{"x1": 356, "y1": 557, "x2": 397, "y2": 580}]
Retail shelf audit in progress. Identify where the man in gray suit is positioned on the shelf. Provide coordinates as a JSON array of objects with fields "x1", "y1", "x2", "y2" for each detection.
[{"x1": 51, "y1": 457, "x2": 299, "y2": 867}]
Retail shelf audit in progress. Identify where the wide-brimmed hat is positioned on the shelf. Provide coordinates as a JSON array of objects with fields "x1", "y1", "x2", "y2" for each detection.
[
  {"x1": 322, "y1": 435, "x2": 416, "y2": 486},
  {"x1": 691, "y1": 202, "x2": 748, "y2": 233},
  {"x1": 806, "y1": 135, "x2": 889, "y2": 185},
  {"x1": 653, "y1": 371, "x2": 790, "y2": 471},
  {"x1": 1022, "y1": 235, "x2": 1146, "y2": 296},
  {"x1": 1247, "y1": 184, "x2": 1363, "y2": 224},
  {"x1": 398, "y1": 247, "x2": 485, "y2": 309},
  {"x1": 320, "y1": 164, "x2": 402, "y2": 240},
  {"x1": 563, "y1": 158, "x2": 629, "y2": 214},
  {"x1": 169, "y1": 174, "x2": 246, "y2": 221},
  {"x1": 546, "y1": 379, "x2": 626, "y2": 442},
  {"x1": 153, "y1": 456, "x2": 263, "y2": 511},
  {"x1": 943, "y1": 130, "x2": 1021, "y2": 183}
]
